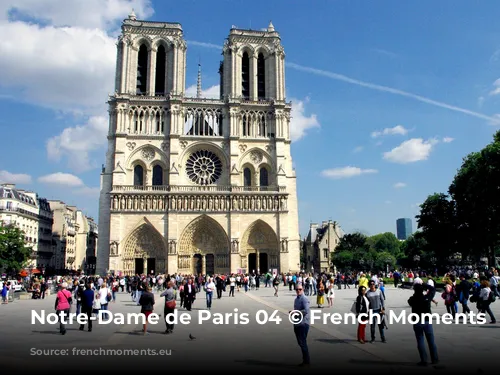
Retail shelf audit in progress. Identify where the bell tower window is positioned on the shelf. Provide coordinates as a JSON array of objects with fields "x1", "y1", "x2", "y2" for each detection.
[
  {"x1": 242, "y1": 52, "x2": 250, "y2": 99},
  {"x1": 155, "y1": 45, "x2": 166, "y2": 95},
  {"x1": 244, "y1": 167, "x2": 252, "y2": 189},
  {"x1": 136, "y1": 44, "x2": 148, "y2": 95},
  {"x1": 259, "y1": 167, "x2": 268, "y2": 188},
  {"x1": 257, "y1": 53, "x2": 265, "y2": 100}
]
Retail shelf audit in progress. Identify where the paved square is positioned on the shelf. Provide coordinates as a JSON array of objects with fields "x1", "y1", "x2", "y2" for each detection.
[{"x1": 0, "y1": 285, "x2": 498, "y2": 373}]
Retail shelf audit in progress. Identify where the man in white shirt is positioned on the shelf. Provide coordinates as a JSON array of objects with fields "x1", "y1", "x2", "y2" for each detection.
[
  {"x1": 205, "y1": 278, "x2": 216, "y2": 309},
  {"x1": 229, "y1": 275, "x2": 236, "y2": 297}
]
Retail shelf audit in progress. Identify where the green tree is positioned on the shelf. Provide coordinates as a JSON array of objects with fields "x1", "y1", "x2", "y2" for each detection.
[
  {"x1": 374, "y1": 251, "x2": 396, "y2": 272},
  {"x1": 416, "y1": 193, "x2": 457, "y2": 263},
  {"x1": 367, "y1": 232, "x2": 401, "y2": 257},
  {"x1": 449, "y1": 131, "x2": 500, "y2": 266},
  {"x1": 331, "y1": 232, "x2": 370, "y2": 271},
  {"x1": 0, "y1": 224, "x2": 32, "y2": 274}
]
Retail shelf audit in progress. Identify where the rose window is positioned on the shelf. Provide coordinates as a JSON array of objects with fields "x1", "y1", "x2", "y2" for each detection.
[{"x1": 186, "y1": 150, "x2": 222, "y2": 185}]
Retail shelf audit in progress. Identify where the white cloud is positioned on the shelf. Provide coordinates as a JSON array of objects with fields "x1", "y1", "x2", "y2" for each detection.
[
  {"x1": 0, "y1": 1, "x2": 153, "y2": 173},
  {"x1": 0, "y1": 0, "x2": 153, "y2": 29},
  {"x1": 73, "y1": 186, "x2": 100, "y2": 197},
  {"x1": 38, "y1": 172, "x2": 84, "y2": 187},
  {"x1": 290, "y1": 97, "x2": 320, "y2": 141},
  {"x1": 321, "y1": 166, "x2": 378, "y2": 179},
  {"x1": 478, "y1": 96, "x2": 485, "y2": 108},
  {"x1": 385, "y1": 200, "x2": 392, "y2": 204},
  {"x1": 442, "y1": 137, "x2": 454, "y2": 143},
  {"x1": 185, "y1": 84, "x2": 220, "y2": 99},
  {"x1": 47, "y1": 115, "x2": 108, "y2": 172},
  {"x1": 352, "y1": 146, "x2": 364, "y2": 153},
  {"x1": 371, "y1": 125, "x2": 408, "y2": 138},
  {"x1": 393, "y1": 182, "x2": 407, "y2": 188},
  {"x1": 383, "y1": 138, "x2": 438, "y2": 164},
  {"x1": 0, "y1": 170, "x2": 32, "y2": 184},
  {"x1": 490, "y1": 79, "x2": 500, "y2": 96}
]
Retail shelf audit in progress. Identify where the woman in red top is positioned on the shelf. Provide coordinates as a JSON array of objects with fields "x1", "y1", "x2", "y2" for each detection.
[{"x1": 55, "y1": 282, "x2": 72, "y2": 335}]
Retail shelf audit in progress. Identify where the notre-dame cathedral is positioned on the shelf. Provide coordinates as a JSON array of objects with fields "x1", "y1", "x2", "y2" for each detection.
[{"x1": 96, "y1": 11, "x2": 300, "y2": 276}]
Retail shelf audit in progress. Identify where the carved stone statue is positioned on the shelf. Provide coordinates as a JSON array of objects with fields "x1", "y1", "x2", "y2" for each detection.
[{"x1": 110, "y1": 242, "x2": 118, "y2": 256}]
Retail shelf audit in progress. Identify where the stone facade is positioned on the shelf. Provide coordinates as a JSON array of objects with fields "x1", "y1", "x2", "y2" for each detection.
[
  {"x1": 0, "y1": 184, "x2": 54, "y2": 269},
  {"x1": 97, "y1": 15, "x2": 300, "y2": 276},
  {"x1": 303, "y1": 220, "x2": 344, "y2": 273}
]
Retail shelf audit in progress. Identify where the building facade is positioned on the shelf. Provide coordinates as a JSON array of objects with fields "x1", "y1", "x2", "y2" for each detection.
[
  {"x1": 0, "y1": 183, "x2": 54, "y2": 268},
  {"x1": 396, "y1": 218, "x2": 412, "y2": 240},
  {"x1": 97, "y1": 14, "x2": 300, "y2": 276},
  {"x1": 49, "y1": 201, "x2": 78, "y2": 271},
  {"x1": 303, "y1": 220, "x2": 344, "y2": 273}
]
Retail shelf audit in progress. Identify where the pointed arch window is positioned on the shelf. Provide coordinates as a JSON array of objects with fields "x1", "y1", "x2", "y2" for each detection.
[
  {"x1": 257, "y1": 53, "x2": 265, "y2": 100},
  {"x1": 136, "y1": 44, "x2": 148, "y2": 95},
  {"x1": 259, "y1": 167, "x2": 269, "y2": 189},
  {"x1": 242, "y1": 52, "x2": 250, "y2": 99},
  {"x1": 152, "y1": 165, "x2": 163, "y2": 186},
  {"x1": 155, "y1": 45, "x2": 166, "y2": 95},
  {"x1": 244, "y1": 168, "x2": 252, "y2": 190},
  {"x1": 134, "y1": 165, "x2": 144, "y2": 186}
]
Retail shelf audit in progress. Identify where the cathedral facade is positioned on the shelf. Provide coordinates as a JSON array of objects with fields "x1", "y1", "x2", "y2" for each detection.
[{"x1": 96, "y1": 12, "x2": 300, "y2": 276}]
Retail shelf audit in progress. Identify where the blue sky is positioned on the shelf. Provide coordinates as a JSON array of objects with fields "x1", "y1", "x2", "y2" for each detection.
[{"x1": 0, "y1": 0, "x2": 499, "y2": 238}]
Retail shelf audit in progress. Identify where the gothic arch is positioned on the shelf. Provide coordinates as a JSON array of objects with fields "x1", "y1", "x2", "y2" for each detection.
[
  {"x1": 239, "y1": 147, "x2": 275, "y2": 171},
  {"x1": 132, "y1": 36, "x2": 153, "y2": 50},
  {"x1": 240, "y1": 219, "x2": 279, "y2": 257},
  {"x1": 121, "y1": 220, "x2": 167, "y2": 275},
  {"x1": 178, "y1": 215, "x2": 230, "y2": 274},
  {"x1": 152, "y1": 38, "x2": 171, "y2": 50},
  {"x1": 126, "y1": 144, "x2": 167, "y2": 169},
  {"x1": 254, "y1": 45, "x2": 271, "y2": 58},
  {"x1": 239, "y1": 45, "x2": 255, "y2": 57}
]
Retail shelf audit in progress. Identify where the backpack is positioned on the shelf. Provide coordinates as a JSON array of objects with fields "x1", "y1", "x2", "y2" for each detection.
[{"x1": 489, "y1": 291, "x2": 496, "y2": 303}]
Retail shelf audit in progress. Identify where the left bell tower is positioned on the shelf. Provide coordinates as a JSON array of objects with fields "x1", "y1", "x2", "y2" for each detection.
[{"x1": 96, "y1": 10, "x2": 187, "y2": 275}]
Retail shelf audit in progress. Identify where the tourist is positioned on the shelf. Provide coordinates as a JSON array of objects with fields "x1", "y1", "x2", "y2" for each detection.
[
  {"x1": 408, "y1": 283, "x2": 439, "y2": 366},
  {"x1": 355, "y1": 285, "x2": 369, "y2": 344},
  {"x1": 290, "y1": 283, "x2": 310, "y2": 366},
  {"x1": 366, "y1": 280, "x2": 386, "y2": 343},
  {"x1": 139, "y1": 285, "x2": 155, "y2": 335},
  {"x1": 273, "y1": 274, "x2": 280, "y2": 297},
  {"x1": 79, "y1": 283, "x2": 94, "y2": 332},
  {"x1": 55, "y1": 282, "x2": 72, "y2": 335},
  {"x1": 205, "y1": 277, "x2": 215, "y2": 309},
  {"x1": 98, "y1": 283, "x2": 111, "y2": 320},
  {"x1": 316, "y1": 281, "x2": 325, "y2": 308},
  {"x1": 161, "y1": 281, "x2": 176, "y2": 334},
  {"x1": 326, "y1": 278, "x2": 335, "y2": 307},
  {"x1": 358, "y1": 273, "x2": 369, "y2": 289},
  {"x1": 229, "y1": 274, "x2": 236, "y2": 297},
  {"x1": 478, "y1": 280, "x2": 496, "y2": 323},
  {"x1": 184, "y1": 279, "x2": 196, "y2": 310},
  {"x1": 457, "y1": 274, "x2": 471, "y2": 314}
]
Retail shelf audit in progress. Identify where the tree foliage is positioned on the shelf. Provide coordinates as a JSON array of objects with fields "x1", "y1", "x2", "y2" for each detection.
[{"x1": 0, "y1": 223, "x2": 32, "y2": 274}]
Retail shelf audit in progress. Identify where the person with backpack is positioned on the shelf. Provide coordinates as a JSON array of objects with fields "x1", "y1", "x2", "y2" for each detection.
[
  {"x1": 441, "y1": 283, "x2": 456, "y2": 319},
  {"x1": 478, "y1": 280, "x2": 496, "y2": 323}
]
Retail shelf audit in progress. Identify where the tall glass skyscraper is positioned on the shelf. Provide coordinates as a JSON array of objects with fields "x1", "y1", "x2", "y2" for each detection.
[{"x1": 396, "y1": 218, "x2": 412, "y2": 240}]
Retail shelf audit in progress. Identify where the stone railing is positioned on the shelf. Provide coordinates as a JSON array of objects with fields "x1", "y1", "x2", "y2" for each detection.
[
  {"x1": 112, "y1": 185, "x2": 285, "y2": 193},
  {"x1": 110, "y1": 192, "x2": 288, "y2": 213}
]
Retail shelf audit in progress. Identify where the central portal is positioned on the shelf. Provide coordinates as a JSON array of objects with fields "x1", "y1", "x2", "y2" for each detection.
[
  {"x1": 193, "y1": 254, "x2": 202, "y2": 275},
  {"x1": 248, "y1": 253, "x2": 257, "y2": 273},
  {"x1": 178, "y1": 215, "x2": 230, "y2": 275},
  {"x1": 147, "y1": 258, "x2": 155, "y2": 275}
]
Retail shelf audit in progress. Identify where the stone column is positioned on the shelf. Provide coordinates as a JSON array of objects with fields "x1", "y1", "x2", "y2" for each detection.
[{"x1": 147, "y1": 48, "x2": 156, "y2": 96}]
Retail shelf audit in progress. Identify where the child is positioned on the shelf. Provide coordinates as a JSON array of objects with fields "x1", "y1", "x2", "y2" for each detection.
[
  {"x1": 92, "y1": 292, "x2": 101, "y2": 316},
  {"x1": 379, "y1": 280, "x2": 386, "y2": 300}
]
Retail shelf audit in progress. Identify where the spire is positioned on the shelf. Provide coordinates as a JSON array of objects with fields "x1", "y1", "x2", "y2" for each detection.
[
  {"x1": 128, "y1": 8, "x2": 137, "y2": 20},
  {"x1": 267, "y1": 21, "x2": 275, "y2": 32},
  {"x1": 196, "y1": 63, "x2": 202, "y2": 98}
]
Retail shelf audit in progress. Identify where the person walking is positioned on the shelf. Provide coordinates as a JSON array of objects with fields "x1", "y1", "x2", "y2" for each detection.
[
  {"x1": 229, "y1": 274, "x2": 236, "y2": 297},
  {"x1": 160, "y1": 281, "x2": 176, "y2": 334},
  {"x1": 366, "y1": 280, "x2": 386, "y2": 343},
  {"x1": 79, "y1": 283, "x2": 94, "y2": 332},
  {"x1": 355, "y1": 286, "x2": 369, "y2": 343},
  {"x1": 139, "y1": 285, "x2": 155, "y2": 335},
  {"x1": 408, "y1": 283, "x2": 439, "y2": 366},
  {"x1": 457, "y1": 274, "x2": 471, "y2": 314},
  {"x1": 184, "y1": 279, "x2": 196, "y2": 311},
  {"x1": 478, "y1": 280, "x2": 496, "y2": 323},
  {"x1": 55, "y1": 282, "x2": 72, "y2": 335},
  {"x1": 290, "y1": 283, "x2": 310, "y2": 366},
  {"x1": 205, "y1": 277, "x2": 215, "y2": 309},
  {"x1": 273, "y1": 274, "x2": 280, "y2": 297}
]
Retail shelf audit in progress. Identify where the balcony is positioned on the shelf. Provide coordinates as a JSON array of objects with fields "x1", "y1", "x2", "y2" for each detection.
[
  {"x1": 112, "y1": 185, "x2": 285, "y2": 193},
  {"x1": 110, "y1": 185, "x2": 288, "y2": 214}
]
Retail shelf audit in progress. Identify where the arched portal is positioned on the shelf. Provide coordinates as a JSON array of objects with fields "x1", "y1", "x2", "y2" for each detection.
[
  {"x1": 241, "y1": 220, "x2": 279, "y2": 273},
  {"x1": 122, "y1": 223, "x2": 166, "y2": 276},
  {"x1": 178, "y1": 215, "x2": 229, "y2": 275}
]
